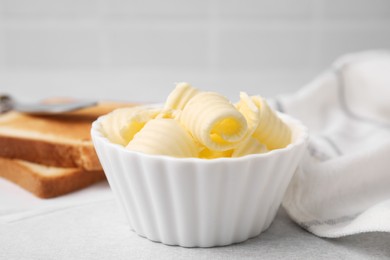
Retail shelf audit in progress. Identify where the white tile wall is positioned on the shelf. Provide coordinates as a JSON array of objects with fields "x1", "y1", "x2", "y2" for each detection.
[
  {"x1": 218, "y1": 26, "x2": 312, "y2": 70},
  {"x1": 4, "y1": 28, "x2": 100, "y2": 69},
  {"x1": 1, "y1": 0, "x2": 99, "y2": 17},
  {"x1": 319, "y1": 24, "x2": 390, "y2": 67},
  {"x1": 219, "y1": 0, "x2": 312, "y2": 19},
  {"x1": 0, "y1": 23, "x2": 5, "y2": 70},
  {"x1": 322, "y1": 0, "x2": 390, "y2": 19},
  {"x1": 106, "y1": 0, "x2": 209, "y2": 18},
  {"x1": 107, "y1": 25, "x2": 209, "y2": 68},
  {"x1": 0, "y1": 0, "x2": 389, "y2": 101}
]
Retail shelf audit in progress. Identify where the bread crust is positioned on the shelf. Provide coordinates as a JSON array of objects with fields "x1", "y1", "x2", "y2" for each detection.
[
  {"x1": 0, "y1": 102, "x2": 135, "y2": 198},
  {"x1": 0, "y1": 135, "x2": 101, "y2": 171},
  {"x1": 0, "y1": 157, "x2": 106, "y2": 198},
  {"x1": 0, "y1": 102, "x2": 136, "y2": 170}
]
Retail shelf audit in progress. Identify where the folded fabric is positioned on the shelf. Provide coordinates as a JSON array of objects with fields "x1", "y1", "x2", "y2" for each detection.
[{"x1": 279, "y1": 50, "x2": 390, "y2": 237}]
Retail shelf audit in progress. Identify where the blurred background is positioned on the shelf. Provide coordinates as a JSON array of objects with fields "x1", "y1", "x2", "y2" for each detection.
[{"x1": 0, "y1": 0, "x2": 389, "y2": 103}]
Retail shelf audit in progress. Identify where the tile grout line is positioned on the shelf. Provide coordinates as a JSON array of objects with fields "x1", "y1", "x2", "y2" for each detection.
[
  {"x1": 207, "y1": 0, "x2": 220, "y2": 75},
  {"x1": 206, "y1": 0, "x2": 228, "y2": 89},
  {"x1": 97, "y1": 0, "x2": 111, "y2": 69},
  {"x1": 0, "y1": 29, "x2": 5, "y2": 71},
  {"x1": 0, "y1": 1, "x2": 6, "y2": 70},
  {"x1": 308, "y1": 0, "x2": 325, "y2": 71}
]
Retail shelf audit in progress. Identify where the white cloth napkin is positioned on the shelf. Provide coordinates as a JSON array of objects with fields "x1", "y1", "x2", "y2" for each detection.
[{"x1": 279, "y1": 50, "x2": 390, "y2": 237}]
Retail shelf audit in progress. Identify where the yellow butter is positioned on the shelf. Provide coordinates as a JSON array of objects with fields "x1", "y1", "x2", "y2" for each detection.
[
  {"x1": 251, "y1": 96, "x2": 291, "y2": 150},
  {"x1": 180, "y1": 92, "x2": 248, "y2": 151},
  {"x1": 199, "y1": 147, "x2": 233, "y2": 159},
  {"x1": 126, "y1": 118, "x2": 199, "y2": 157},
  {"x1": 103, "y1": 83, "x2": 291, "y2": 158},
  {"x1": 102, "y1": 107, "x2": 160, "y2": 146},
  {"x1": 235, "y1": 92, "x2": 260, "y2": 135},
  {"x1": 231, "y1": 136, "x2": 267, "y2": 157},
  {"x1": 164, "y1": 82, "x2": 199, "y2": 110}
]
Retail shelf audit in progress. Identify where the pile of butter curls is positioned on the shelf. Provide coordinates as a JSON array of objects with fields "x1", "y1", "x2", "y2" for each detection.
[{"x1": 102, "y1": 83, "x2": 291, "y2": 159}]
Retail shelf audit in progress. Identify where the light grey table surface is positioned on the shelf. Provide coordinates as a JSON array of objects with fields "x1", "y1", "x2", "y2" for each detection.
[{"x1": 1, "y1": 196, "x2": 389, "y2": 260}]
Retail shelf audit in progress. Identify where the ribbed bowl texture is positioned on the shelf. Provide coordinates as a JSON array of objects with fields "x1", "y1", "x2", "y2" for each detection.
[{"x1": 91, "y1": 113, "x2": 308, "y2": 247}]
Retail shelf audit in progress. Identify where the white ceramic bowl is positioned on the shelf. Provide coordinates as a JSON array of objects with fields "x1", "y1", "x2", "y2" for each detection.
[{"x1": 91, "y1": 113, "x2": 308, "y2": 247}]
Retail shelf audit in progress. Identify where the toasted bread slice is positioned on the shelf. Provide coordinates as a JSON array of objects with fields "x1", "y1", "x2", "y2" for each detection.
[
  {"x1": 0, "y1": 157, "x2": 105, "y2": 198},
  {"x1": 0, "y1": 102, "x2": 134, "y2": 170}
]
